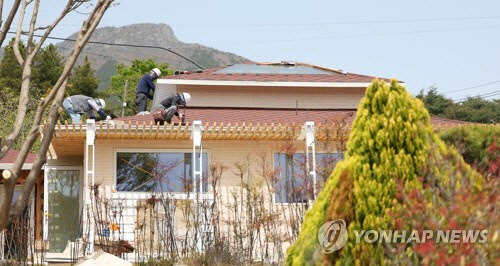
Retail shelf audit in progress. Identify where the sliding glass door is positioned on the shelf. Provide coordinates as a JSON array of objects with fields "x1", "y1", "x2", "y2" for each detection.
[{"x1": 43, "y1": 167, "x2": 82, "y2": 256}]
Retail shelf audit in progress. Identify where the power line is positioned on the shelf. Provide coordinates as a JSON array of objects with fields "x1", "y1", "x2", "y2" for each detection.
[
  {"x1": 168, "y1": 15, "x2": 500, "y2": 27},
  {"x1": 56, "y1": 46, "x2": 133, "y2": 62},
  {"x1": 443, "y1": 80, "x2": 500, "y2": 93},
  {"x1": 18, "y1": 15, "x2": 500, "y2": 29},
  {"x1": 8, "y1": 31, "x2": 205, "y2": 69},
  {"x1": 11, "y1": 31, "x2": 164, "y2": 62},
  {"x1": 210, "y1": 25, "x2": 500, "y2": 45},
  {"x1": 455, "y1": 90, "x2": 500, "y2": 102}
]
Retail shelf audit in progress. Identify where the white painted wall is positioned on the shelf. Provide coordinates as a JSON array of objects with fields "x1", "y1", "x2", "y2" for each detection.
[{"x1": 152, "y1": 83, "x2": 176, "y2": 110}]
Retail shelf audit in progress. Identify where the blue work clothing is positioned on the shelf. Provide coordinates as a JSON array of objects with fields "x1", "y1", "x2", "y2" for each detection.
[{"x1": 136, "y1": 74, "x2": 155, "y2": 99}]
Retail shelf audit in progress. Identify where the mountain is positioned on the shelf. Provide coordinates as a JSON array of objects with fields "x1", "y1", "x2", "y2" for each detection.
[{"x1": 55, "y1": 23, "x2": 249, "y2": 88}]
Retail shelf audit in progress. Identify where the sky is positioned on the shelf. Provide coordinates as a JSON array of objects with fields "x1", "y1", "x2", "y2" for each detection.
[{"x1": 5, "y1": 0, "x2": 500, "y2": 100}]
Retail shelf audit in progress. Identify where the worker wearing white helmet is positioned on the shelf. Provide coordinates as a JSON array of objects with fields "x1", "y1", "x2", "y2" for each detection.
[
  {"x1": 135, "y1": 67, "x2": 162, "y2": 113},
  {"x1": 157, "y1": 92, "x2": 191, "y2": 124},
  {"x1": 63, "y1": 95, "x2": 112, "y2": 124}
]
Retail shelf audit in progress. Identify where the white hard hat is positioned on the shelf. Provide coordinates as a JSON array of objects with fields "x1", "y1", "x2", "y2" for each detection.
[
  {"x1": 181, "y1": 92, "x2": 191, "y2": 104},
  {"x1": 97, "y1": 98, "x2": 106, "y2": 109},
  {"x1": 151, "y1": 68, "x2": 161, "y2": 77}
]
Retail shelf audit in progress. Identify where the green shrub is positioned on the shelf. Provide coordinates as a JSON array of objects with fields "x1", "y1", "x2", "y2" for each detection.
[
  {"x1": 286, "y1": 80, "x2": 482, "y2": 265},
  {"x1": 440, "y1": 125, "x2": 500, "y2": 178}
]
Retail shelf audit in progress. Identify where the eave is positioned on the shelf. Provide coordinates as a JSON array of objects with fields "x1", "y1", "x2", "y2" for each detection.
[
  {"x1": 53, "y1": 120, "x2": 348, "y2": 141},
  {"x1": 158, "y1": 79, "x2": 377, "y2": 88},
  {"x1": 52, "y1": 119, "x2": 465, "y2": 142}
]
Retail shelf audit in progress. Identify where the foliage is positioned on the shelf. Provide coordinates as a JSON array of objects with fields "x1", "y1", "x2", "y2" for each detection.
[
  {"x1": 416, "y1": 87, "x2": 453, "y2": 116},
  {"x1": 286, "y1": 80, "x2": 483, "y2": 265},
  {"x1": 0, "y1": 40, "x2": 65, "y2": 151},
  {"x1": 417, "y1": 87, "x2": 500, "y2": 123},
  {"x1": 389, "y1": 141, "x2": 498, "y2": 265},
  {"x1": 445, "y1": 97, "x2": 500, "y2": 124},
  {"x1": 440, "y1": 125, "x2": 500, "y2": 178},
  {"x1": 32, "y1": 44, "x2": 64, "y2": 99},
  {"x1": 67, "y1": 56, "x2": 99, "y2": 98},
  {"x1": 101, "y1": 59, "x2": 173, "y2": 116},
  {"x1": 0, "y1": 39, "x2": 24, "y2": 94}
]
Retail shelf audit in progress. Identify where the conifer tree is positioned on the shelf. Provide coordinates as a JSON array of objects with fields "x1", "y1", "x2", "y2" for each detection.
[
  {"x1": 68, "y1": 56, "x2": 99, "y2": 97},
  {"x1": 32, "y1": 44, "x2": 64, "y2": 98},
  {"x1": 0, "y1": 39, "x2": 25, "y2": 94},
  {"x1": 286, "y1": 79, "x2": 482, "y2": 265}
]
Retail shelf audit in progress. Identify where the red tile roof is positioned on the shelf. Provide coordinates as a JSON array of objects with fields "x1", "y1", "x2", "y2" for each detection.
[
  {"x1": 163, "y1": 62, "x2": 392, "y2": 83},
  {"x1": 116, "y1": 107, "x2": 468, "y2": 126},
  {"x1": 0, "y1": 149, "x2": 36, "y2": 164}
]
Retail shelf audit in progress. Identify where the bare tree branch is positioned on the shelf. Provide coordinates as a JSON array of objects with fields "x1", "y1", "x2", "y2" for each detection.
[
  {"x1": 0, "y1": 0, "x2": 79, "y2": 160},
  {"x1": 8, "y1": 78, "x2": 67, "y2": 221},
  {"x1": 13, "y1": 0, "x2": 27, "y2": 66},
  {"x1": 25, "y1": 0, "x2": 40, "y2": 54},
  {"x1": 1, "y1": 0, "x2": 114, "y2": 232},
  {"x1": 0, "y1": 1, "x2": 4, "y2": 29},
  {"x1": 0, "y1": 0, "x2": 22, "y2": 46}
]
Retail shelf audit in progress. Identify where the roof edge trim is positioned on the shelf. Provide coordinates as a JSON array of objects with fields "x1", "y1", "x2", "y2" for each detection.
[{"x1": 157, "y1": 79, "x2": 380, "y2": 88}]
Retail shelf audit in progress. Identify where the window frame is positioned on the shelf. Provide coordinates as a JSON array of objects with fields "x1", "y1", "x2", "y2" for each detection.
[
  {"x1": 272, "y1": 151, "x2": 342, "y2": 205},
  {"x1": 113, "y1": 148, "x2": 211, "y2": 194}
]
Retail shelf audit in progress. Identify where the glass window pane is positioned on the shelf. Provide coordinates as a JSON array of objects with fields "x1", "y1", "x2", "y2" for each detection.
[
  {"x1": 46, "y1": 169, "x2": 81, "y2": 253},
  {"x1": 116, "y1": 152, "x2": 208, "y2": 193},
  {"x1": 274, "y1": 153, "x2": 342, "y2": 203}
]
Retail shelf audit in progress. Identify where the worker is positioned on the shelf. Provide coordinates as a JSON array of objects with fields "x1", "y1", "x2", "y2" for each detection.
[
  {"x1": 153, "y1": 92, "x2": 191, "y2": 124},
  {"x1": 62, "y1": 95, "x2": 112, "y2": 124},
  {"x1": 135, "y1": 67, "x2": 161, "y2": 113}
]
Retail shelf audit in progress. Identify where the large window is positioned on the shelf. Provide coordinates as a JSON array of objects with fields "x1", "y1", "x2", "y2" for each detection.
[
  {"x1": 274, "y1": 153, "x2": 342, "y2": 203},
  {"x1": 116, "y1": 151, "x2": 208, "y2": 193}
]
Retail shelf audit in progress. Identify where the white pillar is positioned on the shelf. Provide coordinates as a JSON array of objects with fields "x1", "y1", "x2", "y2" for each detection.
[
  {"x1": 190, "y1": 120, "x2": 203, "y2": 196},
  {"x1": 299, "y1": 121, "x2": 317, "y2": 200},
  {"x1": 190, "y1": 120, "x2": 204, "y2": 251},
  {"x1": 84, "y1": 119, "x2": 96, "y2": 255}
]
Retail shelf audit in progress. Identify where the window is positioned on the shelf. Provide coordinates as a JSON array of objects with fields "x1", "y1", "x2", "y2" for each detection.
[
  {"x1": 274, "y1": 153, "x2": 342, "y2": 203},
  {"x1": 116, "y1": 152, "x2": 208, "y2": 193}
]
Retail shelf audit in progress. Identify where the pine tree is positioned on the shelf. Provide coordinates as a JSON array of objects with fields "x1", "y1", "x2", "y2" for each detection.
[
  {"x1": 0, "y1": 41, "x2": 64, "y2": 150},
  {"x1": 32, "y1": 44, "x2": 64, "y2": 99},
  {"x1": 286, "y1": 79, "x2": 483, "y2": 265},
  {"x1": 68, "y1": 56, "x2": 99, "y2": 97},
  {"x1": 0, "y1": 39, "x2": 25, "y2": 95},
  {"x1": 0, "y1": 40, "x2": 25, "y2": 149}
]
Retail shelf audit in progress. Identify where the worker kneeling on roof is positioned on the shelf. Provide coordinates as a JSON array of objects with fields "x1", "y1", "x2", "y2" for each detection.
[
  {"x1": 63, "y1": 95, "x2": 112, "y2": 124},
  {"x1": 152, "y1": 93, "x2": 191, "y2": 124},
  {"x1": 135, "y1": 67, "x2": 161, "y2": 113}
]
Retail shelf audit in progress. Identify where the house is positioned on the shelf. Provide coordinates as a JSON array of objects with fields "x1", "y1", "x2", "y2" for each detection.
[
  {"x1": 0, "y1": 150, "x2": 43, "y2": 261},
  {"x1": 2, "y1": 62, "x2": 468, "y2": 263}
]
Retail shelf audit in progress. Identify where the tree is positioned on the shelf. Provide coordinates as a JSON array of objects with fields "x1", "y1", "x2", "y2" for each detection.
[
  {"x1": 416, "y1": 86, "x2": 454, "y2": 116},
  {"x1": 102, "y1": 59, "x2": 172, "y2": 116},
  {"x1": 32, "y1": 44, "x2": 65, "y2": 99},
  {"x1": 0, "y1": 0, "x2": 114, "y2": 233},
  {"x1": 286, "y1": 80, "x2": 483, "y2": 265},
  {"x1": 0, "y1": 39, "x2": 25, "y2": 94},
  {"x1": 0, "y1": 40, "x2": 25, "y2": 150},
  {"x1": 417, "y1": 87, "x2": 499, "y2": 123},
  {"x1": 445, "y1": 97, "x2": 500, "y2": 124},
  {"x1": 0, "y1": 40, "x2": 65, "y2": 151},
  {"x1": 68, "y1": 56, "x2": 99, "y2": 97}
]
